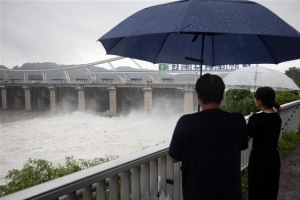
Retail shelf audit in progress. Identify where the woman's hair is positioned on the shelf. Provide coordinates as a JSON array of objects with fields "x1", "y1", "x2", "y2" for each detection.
[
  {"x1": 255, "y1": 87, "x2": 281, "y2": 113},
  {"x1": 195, "y1": 74, "x2": 225, "y2": 104}
]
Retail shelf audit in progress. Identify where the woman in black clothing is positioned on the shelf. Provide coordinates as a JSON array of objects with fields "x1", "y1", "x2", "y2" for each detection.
[{"x1": 247, "y1": 87, "x2": 282, "y2": 200}]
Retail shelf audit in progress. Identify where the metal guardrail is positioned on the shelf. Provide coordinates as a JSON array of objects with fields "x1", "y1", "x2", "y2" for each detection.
[
  {"x1": 0, "y1": 80, "x2": 196, "y2": 88},
  {"x1": 1, "y1": 100, "x2": 299, "y2": 200},
  {"x1": 0, "y1": 80, "x2": 194, "y2": 84}
]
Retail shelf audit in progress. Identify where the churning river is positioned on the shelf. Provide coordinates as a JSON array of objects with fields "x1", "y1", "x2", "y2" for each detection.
[{"x1": 0, "y1": 107, "x2": 181, "y2": 185}]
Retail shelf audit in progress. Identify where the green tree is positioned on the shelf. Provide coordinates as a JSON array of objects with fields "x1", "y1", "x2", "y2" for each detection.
[
  {"x1": 275, "y1": 91, "x2": 300, "y2": 105},
  {"x1": 222, "y1": 89, "x2": 257, "y2": 115},
  {"x1": 222, "y1": 89, "x2": 300, "y2": 116},
  {"x1": 285, "y1": 67, "x2": 300, "y2": 87},
  {"x1": 236, "y1": 97, "x2": 256, "y2": 116},
  {"x1": 225, "y1": 89, "x2": 253, "y2": 104}
]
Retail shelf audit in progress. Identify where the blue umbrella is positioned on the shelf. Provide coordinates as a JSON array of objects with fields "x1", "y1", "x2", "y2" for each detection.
[{"x1": 98, "y1": 0, "x2": 300, "y2": 76}]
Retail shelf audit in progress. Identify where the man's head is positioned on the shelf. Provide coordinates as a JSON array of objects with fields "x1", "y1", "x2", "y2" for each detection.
[{"x1": 195, "y1": 74, "x2": 225, "y2": 105}]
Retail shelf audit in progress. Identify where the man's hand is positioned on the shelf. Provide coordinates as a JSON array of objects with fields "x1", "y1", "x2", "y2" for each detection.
[{"x1": 170, "y1": 156, "x2": 179, "y2": 163}]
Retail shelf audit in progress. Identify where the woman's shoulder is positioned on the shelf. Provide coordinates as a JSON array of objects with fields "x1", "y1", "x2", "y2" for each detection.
[
  {"x1": 250, "y1": 112, "x2": 281, "y2": 122},
  {"x1": 248, "y1": 112, "x2": 260, "y2": 122},
  {"x1": 261, "y1": 112, "x2": 282, "y2": 122}
]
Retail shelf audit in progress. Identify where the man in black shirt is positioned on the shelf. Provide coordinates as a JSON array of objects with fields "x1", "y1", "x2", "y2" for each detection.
[{"x1": 169, "y1": 74, "x2": 248, "y2": 200}]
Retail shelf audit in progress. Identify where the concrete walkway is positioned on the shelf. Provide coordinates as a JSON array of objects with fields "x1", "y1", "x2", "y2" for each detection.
[
  {"x1": 242, "y1": 145, "x2": 300, "y2": 200},
  {"x1": 278, "y1": 145, "x2": 300, "y2": 200}
]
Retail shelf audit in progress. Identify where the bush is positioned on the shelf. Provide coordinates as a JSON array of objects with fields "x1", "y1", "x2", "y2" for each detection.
[
  {"x1": 0, "y1": 155, "x2": 118, "y2": 197},
  {"x1": 275, "y1": 91, "x2": 300, "y2": 105},
  {"x1": 236, "y1": 97, "x2": 257, "y2": 116},
  {"x1": 225, "y1": 89, "x2": 253, "y2": 105},
  {"x1": 278, "y1": 130, "x2": 300, "y2": 158},
  {"x1": 222, "y1": 89, "x2": 257, "y2": 115},
  {"x1": 241, "y1": 168, "x2": 248, "y2": 194},
  {"x1": 0, "y1": 159, "x2": 56, "y2": 196},
  {"x1": 222, "y1": 89, "x2": 299, "y2": 116}
]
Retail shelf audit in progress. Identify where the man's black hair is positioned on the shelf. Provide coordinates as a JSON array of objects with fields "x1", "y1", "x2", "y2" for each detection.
[{"x1": 195, "y1": 74, "x2": 225, "y2": 104}]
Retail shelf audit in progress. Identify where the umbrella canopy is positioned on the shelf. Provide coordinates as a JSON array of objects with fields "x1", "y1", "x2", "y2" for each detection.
[
  {"x1": 98, "y1": 0, "x2": 300, "y2": 69},
  {"x1": 223, "y1": 66, "x2": 300, "y2": 91}
]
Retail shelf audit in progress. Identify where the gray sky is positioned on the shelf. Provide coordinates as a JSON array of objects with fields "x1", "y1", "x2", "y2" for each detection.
[{"x1": 1, "y1": 0, "x2": 300, "y2": 71}]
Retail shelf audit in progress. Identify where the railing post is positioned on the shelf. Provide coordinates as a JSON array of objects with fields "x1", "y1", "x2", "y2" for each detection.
[
  {"x1": 131, "y1": 167, "x2": 141, "y2": 200},
  {"x1": 281, "y1": 109, "x2": 292, "y2": 133},
  {"x1": 173, "y1": 162, "x2": 181, "y2": 200},
  {"x1": 158, "y1": 156, "x2": 166, "y2": 194},
  {"x1": 96, "y1": 180, "x2": 106, "y2": 200},
  {"x1": 121, "y1": 171, "x2": 130, "y2": 200},
  {"x1": 150, "y1": 160, "x2": 158, "y2": 195},
  {"x1": 66, "y1": 191, "x2": 76, "y2": 200},
  {"x1": 166, "y1": 155, "x2": 174, "y2": 199},
  {"x1": 141, "y1": 163, "x2": 150, "y2": 197},
  {"x1": 82, "y1": 185, "x2": 92, "y2": 200},
  {"x1": 109, "y1": 175, "x2": 119, "y2": 200},
  {"x1": 241, "y1": 149, "x2": 247, "y2": 168},
  {"x1": 180, "y1": 164, "x2": 183, "y2": 200}
]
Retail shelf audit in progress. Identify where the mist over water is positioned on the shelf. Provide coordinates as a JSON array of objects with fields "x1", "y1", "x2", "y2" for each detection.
[{"x1": 0, "y1": 98, "x2": 184, "y2": 184}]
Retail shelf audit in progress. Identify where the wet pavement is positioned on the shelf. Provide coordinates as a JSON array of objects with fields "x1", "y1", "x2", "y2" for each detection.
[
  {"x1": 278, "y1": 145, "x2": 300, "y2": 200},
  {"x1": 242, "y1": 145, "x2": 300, "y2": 200}
]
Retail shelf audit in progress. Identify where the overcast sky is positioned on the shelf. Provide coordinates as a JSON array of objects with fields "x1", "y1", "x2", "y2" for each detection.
[{"x1": 1, "y1": 0, "x2": 300, "y2": 71}]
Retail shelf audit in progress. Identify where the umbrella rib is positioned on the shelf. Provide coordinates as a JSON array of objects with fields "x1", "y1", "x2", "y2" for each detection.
[
  {"x1": 200, "y1": 35, "x2": 205, "y2": 76},
  {"x1": 212, "y1": 35, "x2": 215, "y2": 66},
  {"x1": 153, "y1": 33, "x2": 170, "y2": 63},
  {"x1": 257, "y1": 35, "x2": 278, "y2": 64}
]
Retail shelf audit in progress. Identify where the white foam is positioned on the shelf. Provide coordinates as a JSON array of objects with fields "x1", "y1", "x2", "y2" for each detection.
[{"x1": 0, "y1": 108, "x2": 181, "y2": 185}]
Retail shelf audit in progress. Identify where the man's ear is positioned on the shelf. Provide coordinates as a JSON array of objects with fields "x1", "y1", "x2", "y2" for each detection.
[{"x1": 198, "y1": 98, "x2": 203, "y2": 106}]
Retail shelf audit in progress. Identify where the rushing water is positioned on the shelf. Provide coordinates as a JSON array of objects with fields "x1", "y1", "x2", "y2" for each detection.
[{"x1": 0, "y1": 106, "x2": 182, "y2": 185}]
